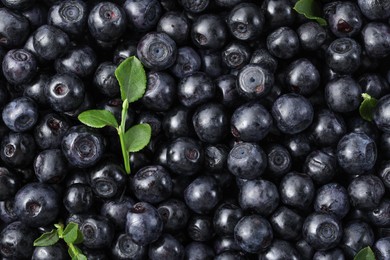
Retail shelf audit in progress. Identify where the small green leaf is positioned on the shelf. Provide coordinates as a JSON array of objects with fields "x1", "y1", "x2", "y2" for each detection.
[
  {"x1": 293, "y1": 0, "x2": 327, "y2": 26},
  {"x1": 73, "y1": 229, "x2": 84, "y2": 244},
  {"x1": 360, "y1": 93, "x2": 378, "y2": 122},
  {"x1": 124, "y1": 123, "x2": 152, "y2": 153},
  {"x1": 115, "y1": 56, "x2": 147, "y2": 103},
  {"x1": 73, "y1": 254, "x2": 87, "y2": 260},
  {"x1": 354, "y1": 246, "x2": 376, "y2": 260},
  {"x1": 78, "y1": 109, "x2": 118, "y2": 128},
  {"x1": 33, "y1": 229, "x2": 60, "y2": 247},
  {"x1": 63, "y1": 222, "x2": 79, "y2": 244}
]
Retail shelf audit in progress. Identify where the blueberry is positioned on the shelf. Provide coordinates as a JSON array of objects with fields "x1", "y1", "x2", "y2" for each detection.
[
  {"x1": 340, "y1": 220, "x2": 375, "y2": 258},
  {"x1": 0, "y1": 199, "x2": 17, "y2": 224},
  {"x1": 267, "y1": 27, "x2": 300, "y2": 59},
  {"x1": 239, "y1": 179, "x2": 279, "y2": 216},
  {"x1": 184, "y1": 242, "x2": 214, "y2": 260},
  {"x1": 0, "y1": 8, "x2": 30, "y2": 48},
  {"x1": 199, "y1": 49, "x2": 227, "y2": 78},
  {"x1": 227, "y1": 142, "x2": 267, "y2": 180},
  {"x1": 362, "y1": 22, "x2": 390, "y2": 59},
  {"x1": 279, "y1": 172, "x2": 315, "y2": 210},
  {"x1": 148, "y1": 233, "x2": 184, "y2": 260},
  {"x1": 2, "y1": 96, "x2": 38, "y2": 132},
  {"x1": 271, "y1": 93, "x2": 314, "y2": 134},
  {"x1": 337, "y1": 132, "x2": 377, "y2": 176},
  {"x1": 47, "y1": 0, "x2": 88, "y2": 37},
  {"x1": 2, "y1": 48, "x2": 37, "y2": 85},
  {"x1": 111, "y1": 233, "x2": 146, "y2": 260},
  {"x1": 295, "y1": 239, "x2": 315, "y2": 260},
  {"x1": 357, "y1": 0, "x2": 390, "y2": 20},
  {"x1": 101, "y1": 196, "x2": 134, "y2": 230},
  {"x1": 0, "y1": 132, "x2": 36, "y2": 168},
  {"x1": 55, "y1": 45, "x2": 97, "y2": 78},
  {"x1": 215, "y1": 251, "x2": 246, "y2": 260},
  {"x1": 31, "y1": 243, "x2": 67, "y2": 260},
  {"x1": 302, "y1": 213, "x2": 343, "y2": 251},
  {"x1": 234, "y1": 215, "x2": 273, "y2": 253},
  {"x1": 93, "y1": 61, "x2": 119, "y2": 97},
  {"x1": 213, "y1": 202, "x2": 243, "y2": 237},
  {"x1": 187, "y1": 214, "x2": 214, "y2": 242},
  {"x1": 63, "y1": 183, "x2": 94, "y2": 214},
  {"x1": 262, "y1": 0, "x2": 296, "y2": 29},
  {"x1": 32, "y1": 25, "x2": 70, "y2": 61},
  {"x1": 215, "y1": 74, "x2": 241, "y2": 108},
  {"x1": 177, "y1": 71, "x2": 215, "y2": 107},
  {"x1": 297, "y1": 21, "x2": 327, "y2": 51},
  {"x1": 326, "y1": 37, "x2": 361, "y2": 74},
  {"x1": 260, "y1": 239, "x2": 301, "y2": 260},
  {"x1": 0, "y1": 167, "x2": 20, "y2": 201},
  {"x1": 367, "y1": 199, "x2": 390, "y2": 227},
  {"x1": 23, "y1": 74, "x2": 49, "y2": 107},
  {"x1": 213, "y1": 236, "x2": 241, "y2": 255},
  {"x1": 373, "y1": 94, "x2": 390, "y2": 133},
  {"x1": 90, "y1": 162, "x2": 126, "y2": 199},
  {"x1": 0, "y1": 221, "x2": 36, "y2": 259},
  {"x1": 303, "y1": 149, "x2": 337, "y2": 185},
  {"x1": 162, "y1": 106, "x2": 193, "y2": 139},
  {"x1": 227, "y1": 3, "x2": 264, "y2": 41},
  {"x1": 348, "y1": 174, "x2": 385, "y2": 210},
  {"x1": 80, "y1": 215, "x2": 115, "y2": 249},
  {"x1": 158, "y1": 198, "x2": 189, "y2": 232},
  {"x1": 358, "y1": 73, "x2": 390, "y2": 99},
  {"x1": 221, "y1": 41, "x2": 251, "y2": 70},
  {"x1": 88, "y1": 2, "x2": 126, "y2": 42},
  {"x1": 123, "y1": 0, "x2": 162, "y2": 32},
  {"x1": 157, "y1": 11, "x2": 189, "y2": 45},
  {"x1": 325, "y1": 76, "x2": 362, "y2": 113},
  {"x1": 14, "y1": 182, "x2": 59, "y2": 227},
  {"x1": 137, "y1": 32, "x2": 177, "y2": 71},
  {"x1": 374, "y1": 237, "x2": 390, "y2": 260},
  {"x1": 270, "y1": 206, "x2": 303, "y2": 241},
  {"x1": 179, "y1": 0, "x2": 209, "y2": 13},
  {"x1": 313, "y1": 247, "x2": 345, "y2": 260},
  {"x1": 61, "y1": 125, "x2": 106, "y2": 168},
  {"x1": 191, "y1": 14, "x2": 227, "y2": 50},
  {"x1": 33, "y1": 113, "x2": 70, "y2": 150},
  {"x1": 142, "y1": 71, "x2": 176, "y2": 111},
  {"x1": 314, "y1": 183, "x2": 350, "y2": 219},
  {"x1": 204, "y1": 144, "x2": 228, "y2": 172},
  {"x1": 184, "y1": 175, "x2": 221, "y2": 214},
  {"x1": 33, "y1": 149, "x2": 68, "y2": 183},
  {"x1": 113, "y1": 40, "x2": 137, "y2": 65},
  {"x1": 170, "y1": 46, "x2": 201, "y2": 78},
  {"x1": 250, "y1": 48, "x2": 278, "y2": 73},
  {"x1": 126, "y1": 202, "x2": 163, "y2": 246},
  {"x1": 215, "y1": 0, "x2": 243, "y2": 8},
  {"x1": 284, "y1": 133, "x2": 313, "y2": 160},
  {"x1": 131, "y1": 165, "x2": 172, "y2": 204},
  {"x1": 265, "y1": 144, "x2": 292, "y2": 179},
  {"x1": 236, "y1": 64, "x2": 274, "y2": 100},
  {"x1": 284, "y1": 58, "x2": 320, "y2": 95},
  {"x1": 378, "y1": 161, "x2": 390, "y2": 189}
]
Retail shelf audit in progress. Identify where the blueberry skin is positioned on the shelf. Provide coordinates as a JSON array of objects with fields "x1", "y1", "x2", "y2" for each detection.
[
  {"x1": 111, "y1": 233, "x2": 146, "y2": 260},
  {"x1": 309, "y1": 109, "x2": 346, "y2": 147},
  {"x1": 90, "y1": 162, "x2": 126, "y2": 199},
  {"x1": 32, "y1": 25, "x2": 70, "y2": 61},
  {"x1": 222, "y1": 41, "x2": 251, "y2": 70},
  {"x1": 81, "y1": 215, "x2": 115, "y2": 249},
  {"x1": 279, "y1": 172, "x2": 315, "y2": 210},
  {"x1": 88, "y1": 2, "x2": 126, "y2": 42},
  {"x1": 199, "y1": 49, "x2": 227, "y2": 78},
  {"x1": 158, "y1": 198, "x2": 189, "y2": 232},
  {"x1": 113, "y1": 40, "x2": 137, "y2": 65},
  {"x1": 23, "y1": 74, "x2": 49, "y2": 107},
  {"x1": 45, "y1": 73, "x2": 85, "y2": 112},
  {"x1": 348, "y1": 174, "x2": 385, "y2": 210},
  {"x1": 47, "y1": 0, "x2": 88, "y2": 37},
  {"x1": 93, "y1": 61, "x2": 119, "y2": 97},
  {"x1": 324, "y1": 1, "x2": 363, "y2": 38},
  {"x1": 192, "y1": 102, "x2": 228, "y2": 144},
  {"x1": 234, "y1": 215, "x2": 273, "y2": 253},
  {"x1": 340, "y1": 221, "x2": 375, "y2": 258},
  {"x1": 34, "y1": 149, "x2": 68, "y2": 183},
  {"x1": 373, "y1": 95, "x2": 390, "y2": 133},
  {"x1": 126, "y1": 202, "x2": 163, "y2": 246},
  {"x1": 362, "y1": 22, "x2": 390, "y2": 59},
  {"x1": 61, "y1": 125, "x2": 106, "y2": 168},
  {"x1": 213, "y1": 202, "x2": 243, "y2": 237},
  {"x1": 303, "y1": 213, "x2": 343, "y2": 251},
  {"x1": 270, "y1": 206, "x2": 303, "y2": 241},
  {"x1": 123, "y1": 0, "x2": 162, "y2": 32},
  {"x1": 266, "y1": 144, "x2": 292, "y2": 179},
  {"x1": 284, "y1": 58, "x2": 320, "y2": 95},
  {"x1": 267, "y1": 27, "x2": 300, "y2": 59},
  {"x1": 131, "y1": 165, "x2": 172, "y2": 204},
  {"x1": 236, "y1": 64, "x2": 274, "y2": 100},
  {"x1": 367, "y1": 199, "x2": 390, "y2": 227},
  {"x1": 227, "y1": 3, "x2": 264, "y2": 41},
  {"x1": 313, "y1": 248, "x2": 345, "y2": 260},
  {"x1": 162, "y1": 106, "x2": 193, "y2": 139},
  {"x1": 2, "y1": 48, "x2": 37, "y2": 85},
  {"x1": 239, "y1": 179, "x2": 279, "y2": 216},
  {"x1": 260, "y1": 239, "x2": 300, "y2": 260},
  {"x1": 148, "y1": 233, "x2": 184, "y2": 260},
  {"x1": 142, "y1": 71, "x2": 175, "y2": 111},
  {"x1": 157, "y1": 11, "x2": 189, "y2": 45},
  {"x1": 374, "y1": 237, "x2": 390, "y2": 260},
  {"x1": 191, "y1": 14, "x2": 227, "y2": 50},
  {"x1": 170, "y1": 46, "x2": 201, "y2": 78},
  {"x1": 31, "y1": 243, "x2": 67, "y2": 260},
  {"x1": 0, "y1": 132, "x2": 36, "y2": 168},
  {"x1": 358, "y1": 73, "x2": 390, "y2": 99},
  {"x1": 2, "y1": 96, "x2": 38, "y2": 132},
  {"x1": 177, "y1": 71, "x2": 215, "y2": 108},
  {"x1": 187, "y1": 215, "x2": 214, "y2": 242},
  {"x1": 325, "y1": 37, "x2": 361, "y2": 74},
  {"x1": 358, "y1": 0, "x2": 390, "y2": 20},
  {"x1": 101, "y1": 196, "x2": 134, "y2": 230},
  {"x1": 0, "y1": 8, "x2": 30, "y2": 48},
  {"x1": 14, "y1": 182, "x2": 59, "y2": 227},
  {"x1": 137, "y1": 32, "x2": 177, "y2": 71},
  {"x1": 271, "y1": 93, "x2": 314, "y2": 134},
  {"x1": 227, "y1": 142, "x2": 267, "y2": 180},
  {"x1": 297, "y1": 21, "x2": 327, "y2": 51},
  {"x1": 63, "y1": 183, "x2": 94, "y2": 214},
  {"x1": 21, "y1": 4, "x2": 47, "y2": 31},
  {"x1": 378, "y1": 161, "x2": 390, "y2": 189},
  {"x1": 213, "y1": 236, "x2": 241, "y2": 255},
  {"x1": 204, "y1": 144, "x2": 228, "y2": 172},
  {"x1": 314, "y1": 183, "x2": 350, "y2": 219},
  {"x1": 0, "y1": 167, "x2": 20, "y2": 201},
  {"x1": 184, "y1": 242, "x2": 214, "y2": 260},
  {"x1": 0, "y1": 221, "x2": 36, "y2": 259},
  {"x1": 0, "y1": 199, "x2": 18, "y2": 224},
  {"x1": 295, "y1": 239, "x2": 315, "y2": 260},
  {"x1": 178, "y1": 0, "x2": 209, "y2": 13},
  {"x1": 325, "y1": 76, "x2": 362, "y2": 113},
  {"x1": 215, "y1": 74, "x2": 240, "y2": 108},
  {"x1": 33, "y1": 113, "x2": 70, "y2": 150},
  {"x1": 303, "y1": 149, "x2": 337, "y2": 185},
  {"x1": 55, "y1": 45, "x2": 97, "y2": 78},
  {"x1": 184, "y1": 175, "x2": 221, "y2": 214},
  {"x1": 337, "y1": 132, "x2": 377, "y2": 176}
]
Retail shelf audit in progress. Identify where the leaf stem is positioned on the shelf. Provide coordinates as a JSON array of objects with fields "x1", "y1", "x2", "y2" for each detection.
[{"x1": 118, "y1": 99, "x2": 131, "y2": 174}]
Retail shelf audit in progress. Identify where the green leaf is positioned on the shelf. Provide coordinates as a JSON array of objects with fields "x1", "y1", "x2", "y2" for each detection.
[
  {"x1": 73, "y1": 254, "x2": 87, "y2": 260},
  {"x1": 68, "y1": 244, "x2": 83, "y2": 259},
  {"x1": 115, "y1": 56, "x2": 147, "y2": 103},
  {"x1": 354, "y1": 246, "x2": 376, "y2": 260},
  {"x1": 124, "y1": 123, "x2": 152, "y2": 153},
  {"x1": 293, "y1": 0, "x2": 327, "y2": 26},
  {"x1": 78, "y1": 109, "x2": 118, "y2": 128},
  {"x1": 63, "y1": 222, "x2": 79, "y2": 244},
  {"x1": 33, "y1": 229, "x2": 60, "y2": 247},
  {"x1": 73, "y1": 229, "x2": 84, "y2": 244},
  {"x1": 360, "y1": 93, "x2": 378, "y2": 122}
]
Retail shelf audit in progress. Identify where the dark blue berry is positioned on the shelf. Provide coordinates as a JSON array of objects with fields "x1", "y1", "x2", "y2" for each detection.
[
  {"x1": 123, "y1": 0, "x2": 162, "y2": 32},
  {"x1": 2, "y1": 48, "x2": 37, "y2": 85},
  {"x1": 2, "y1": 96, "x2": 38, "y2": 132}
]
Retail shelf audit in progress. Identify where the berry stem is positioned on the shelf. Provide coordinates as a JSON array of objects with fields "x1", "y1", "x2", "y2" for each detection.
[{"x1": 118, "y1": 99, "x2": 131, "y2": 174}]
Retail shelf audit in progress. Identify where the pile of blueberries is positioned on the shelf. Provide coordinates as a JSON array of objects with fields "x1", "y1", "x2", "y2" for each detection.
[{"x1": 0, "y1": 0, "x2": 390, "y2": 259}]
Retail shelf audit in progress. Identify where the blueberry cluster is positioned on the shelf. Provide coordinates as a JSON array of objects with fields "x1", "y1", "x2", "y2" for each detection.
[{"x1": 0, "y1": 0, "x2": 390, "y2": 259}]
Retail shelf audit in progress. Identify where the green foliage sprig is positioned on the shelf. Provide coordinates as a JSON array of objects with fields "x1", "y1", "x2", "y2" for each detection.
[
  {"x1": 78, "y1": 56, "x2": 151, "y2": 174},
  {"x1": 293, "y1": 0, "x2": 327, "y2": 26},
  {"x1": 354, "y1": 246, "x2": 376, "y2": 260},
  {"x1": 359, "y1": 93, "x2": 378, "y2": 122}
]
